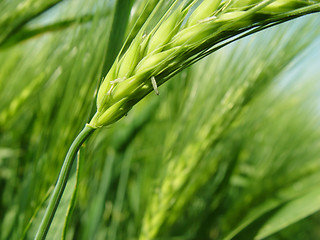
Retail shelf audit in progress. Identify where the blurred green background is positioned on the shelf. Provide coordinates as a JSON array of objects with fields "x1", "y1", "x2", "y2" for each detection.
[{"x1": 0, "y1": 0, "x2": 320, "y2": 239}]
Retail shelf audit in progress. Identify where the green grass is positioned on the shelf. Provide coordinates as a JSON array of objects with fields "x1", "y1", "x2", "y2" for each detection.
[{"x1": 1, "y1": 0, "x2": 320, "y2": 239}]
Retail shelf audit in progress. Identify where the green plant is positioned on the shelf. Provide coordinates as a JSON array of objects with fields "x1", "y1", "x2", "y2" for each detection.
[
  {"x1": 1, "y1": 0, "x2": 320, "y2": 240},
  {"x1": 90, "y1": 0, "x2": 320, "y2": 128}
]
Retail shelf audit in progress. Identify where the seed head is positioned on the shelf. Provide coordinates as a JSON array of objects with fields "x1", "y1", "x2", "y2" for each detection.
[{"x1": 89, "y1": 0, "x2": 320, "y2": 129}]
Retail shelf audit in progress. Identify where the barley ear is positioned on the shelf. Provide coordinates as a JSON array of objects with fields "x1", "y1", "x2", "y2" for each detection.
[{"x1": 90, "y1": 0, "x2": 320, "y2": 130}]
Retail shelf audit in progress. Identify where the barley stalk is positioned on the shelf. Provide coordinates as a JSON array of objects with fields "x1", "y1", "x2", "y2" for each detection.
[
  {"x1": 35, "y1": 125, "x2": 95, "y2": 240},
  {"x1": 88, "y1": 0, "x2": 320, "y2": 128}
]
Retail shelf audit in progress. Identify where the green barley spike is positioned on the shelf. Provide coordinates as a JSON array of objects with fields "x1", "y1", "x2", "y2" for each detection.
[{"x1": 90, "y1": 0, "x2": 320, "y2": 130}]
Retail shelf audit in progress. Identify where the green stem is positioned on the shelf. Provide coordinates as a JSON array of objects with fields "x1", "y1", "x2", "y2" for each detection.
[{"x1": 35, "y1": 124, "x2": 96, "y2": 240}]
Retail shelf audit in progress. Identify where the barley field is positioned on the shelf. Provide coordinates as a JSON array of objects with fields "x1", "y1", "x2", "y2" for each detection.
[{"x1": 1, "y1": 1, "x2": 320, "y2": 240}]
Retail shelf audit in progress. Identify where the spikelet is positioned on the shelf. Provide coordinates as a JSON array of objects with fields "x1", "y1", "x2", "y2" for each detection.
[
  {"x1": 186, "y1": 0, "x2": 221, "y2": 27},
  {"x1": 117, "y1": 34, "x2": 142, "y2": 79},
  {"x1": 146, "y1": 7, "x2": 187, "y2": 54}
]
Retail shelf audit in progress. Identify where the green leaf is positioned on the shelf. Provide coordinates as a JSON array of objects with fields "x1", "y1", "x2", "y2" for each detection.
[
  {"x1": 23, "y1": 156, "x2": 80, "y2": 240},
  {"x1": 255, "y1": 186, "x2": 320, "y2": 239},
  {"x1": 0, "y1": 12, "x2": 104, "y2": 49},
  {"x1": 0, "y1": 0, "x2": 65, "y2": 46}
]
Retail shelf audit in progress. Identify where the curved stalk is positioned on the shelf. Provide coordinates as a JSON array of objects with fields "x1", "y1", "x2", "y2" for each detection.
[{"x1": 35, "y1": 124, "x2": 96, "y2": 240}]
